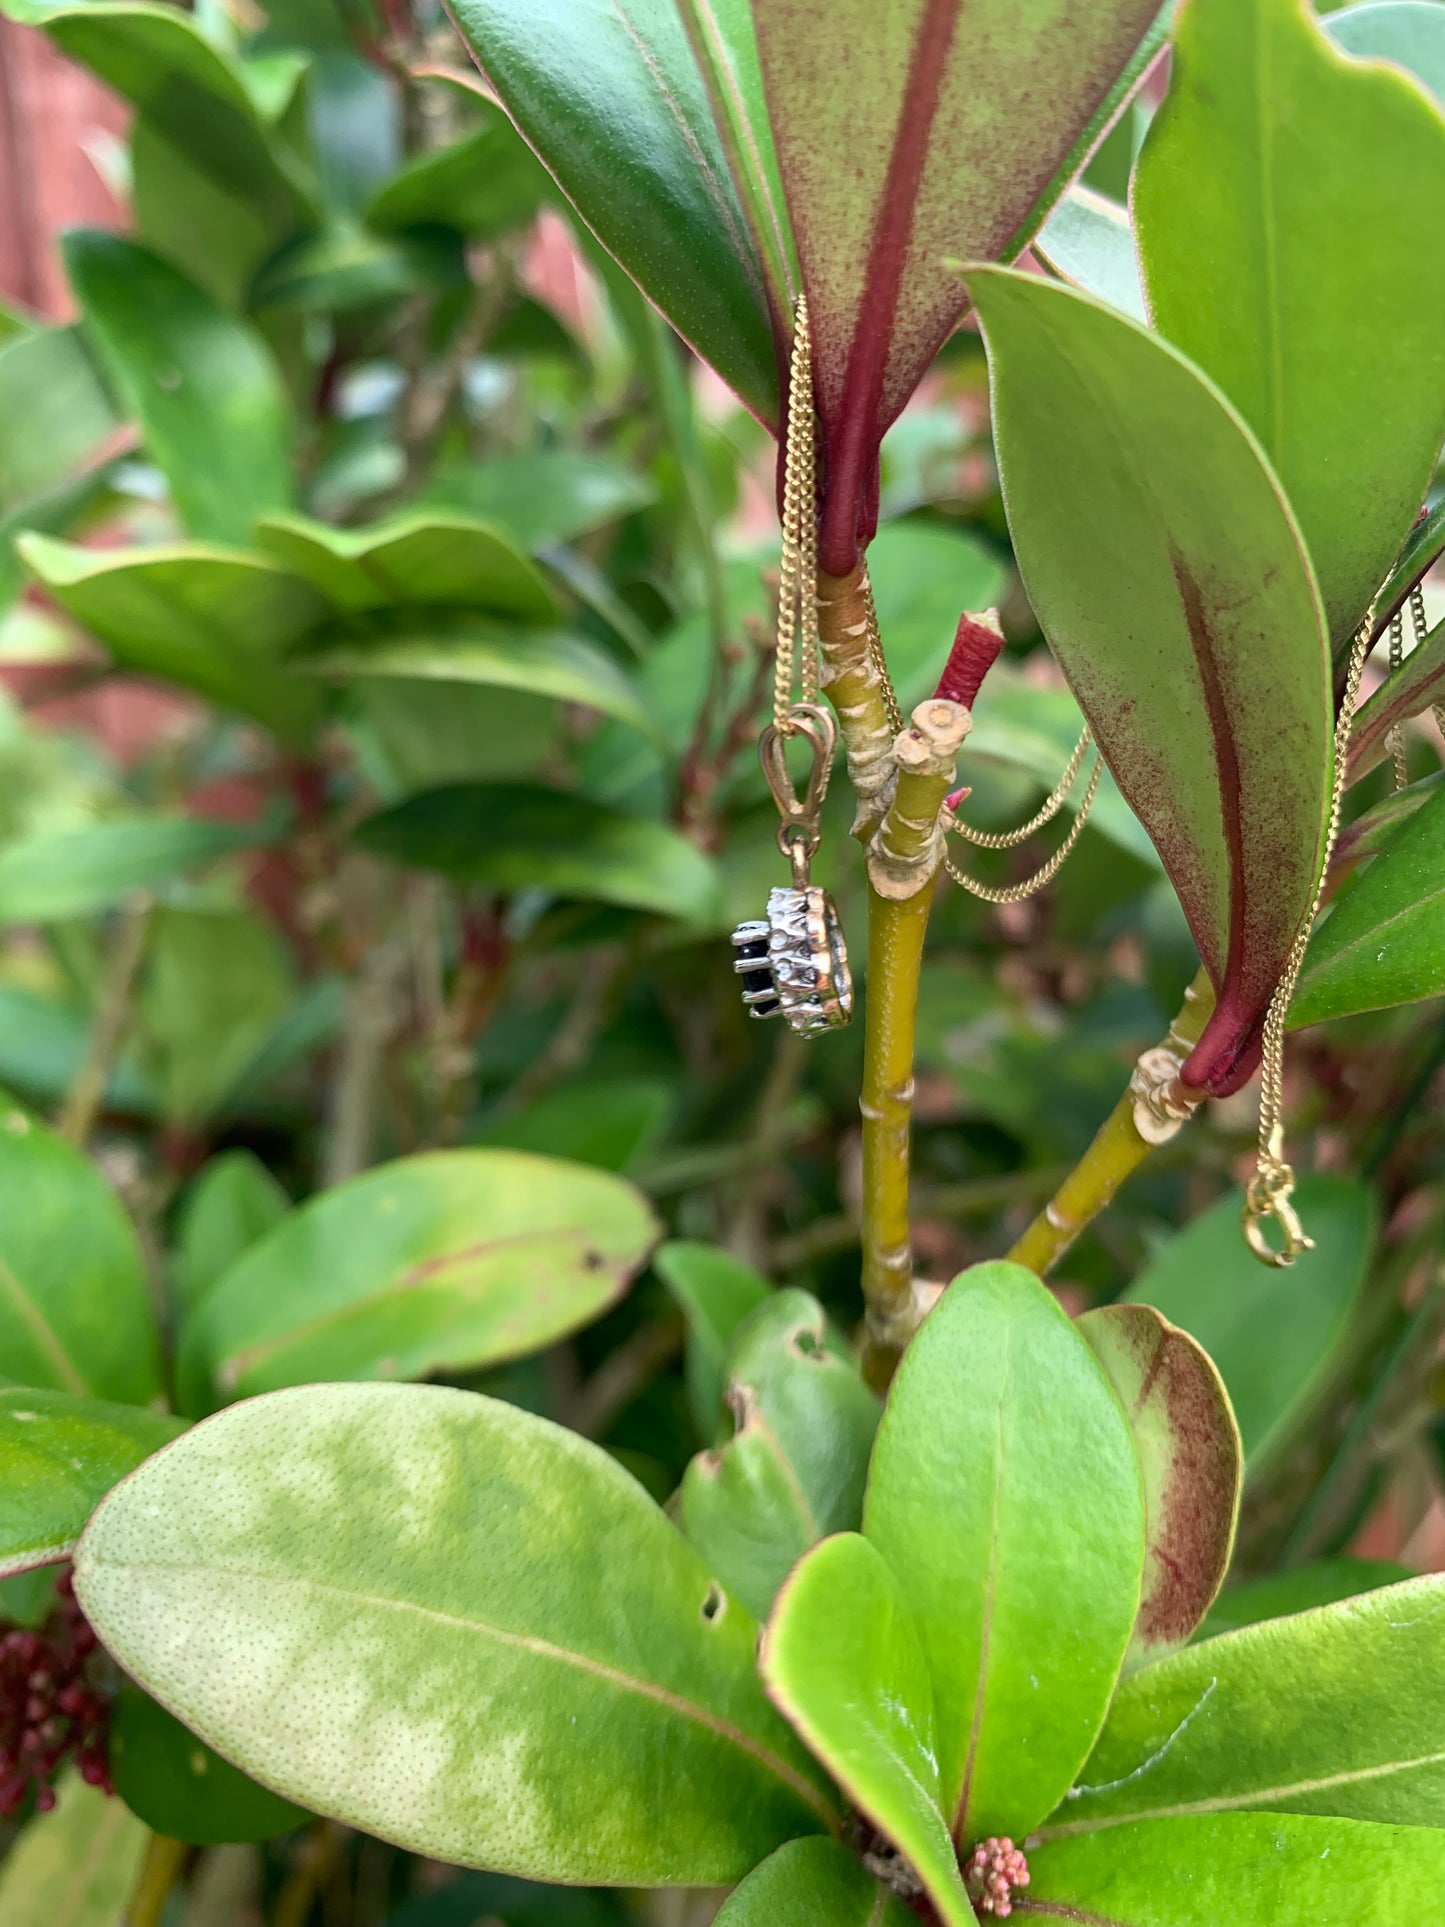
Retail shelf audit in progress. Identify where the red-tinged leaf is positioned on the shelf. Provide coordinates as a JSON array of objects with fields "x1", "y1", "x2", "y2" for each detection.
[
  {"x1": 961, "y1": 266, "x2": 1334, "y2": 1096},
  {"x1": 1349, "y1": 609, "x2": 1445, "y2": 782},
  {"x1": 1079, "y1": 1305, "x2": 1241, "y2": 1673},
  {"x1": 752, "y1": 0, "x2": 1169, "y2": 570}
]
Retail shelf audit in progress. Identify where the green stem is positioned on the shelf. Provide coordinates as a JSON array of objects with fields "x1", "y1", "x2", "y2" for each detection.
[
  {"x1": 124, "y1": 1832, "x2": 187, "y2": 1927},
  {"x1": 1007, "y1": 967, "x2": 1215, "y2": 1276},
  {"x1": 57, "y1": 893, "x2": 153, "y2": 1147}
]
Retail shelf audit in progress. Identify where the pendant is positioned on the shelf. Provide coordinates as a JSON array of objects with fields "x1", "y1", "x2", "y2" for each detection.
[
  {"x1": 731, "y1": 702, "x2": 853, "y2": 1038},
  {"x1": 731, "y1": 882, "x2": 853, "y2": 1037}
]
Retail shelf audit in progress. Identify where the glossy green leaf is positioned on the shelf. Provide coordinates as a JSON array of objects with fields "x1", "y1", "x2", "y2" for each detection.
[
  {"x1": 129, "y1": 109, "x2": 282, "y2": 310},
  {"x1": 754, "y1": 0, "x2": 1167, "y2": 564},
  {"x1": 679, "y1": 1290, "x2": 879, "y2": 1618},
  {"x1": 250, "y1": 223, "x2": 467, "y2": 314},
  {"x1": 177, "y1": 1148, "x2": 658, "y2": 1414},
  {"x1": 1327, "y1": 2, "x2": 1445, "y2": 106},
  {"x1": 1350, "y1": 611, "x2": 1445, "y2": 781},
  {"x1": 447, "y1": 0, "x2": 779, "y2": 423},
  {"x1": 423, "y1": 453, "x2": 654, "y2": 549},
  {"x1": 863, "y1": 1262, "x2": 1145, "y2": 1843},
  {"x1": 18, "y1": 535, "x2": 327, "y2": 742},
  {"x1": 0, "y1": 1773, "x2": 147, "y2": 1927},
  {"x1": 27, "y1": 2, "x2": 314, "y2": 228},
  {"x1": 0, "y1": 327, "x2": 118, "y2": 517},
  {"x1": 0, "y1": 1099, "x2": 161, "y2": 1404},
  {"x1": 1135, "y1": 0, "x2": 1445, "y2": 646},
  {"x1": 654, "y1": 1239, "x2": 771, "y2": 1435},
  {"x1": 171, "y1": 1150, "x2": 292, "y2": 1320},
  {"x1": 1200, "y1": 1559, "x2": 1414, "y2": 1639},
  {"x1": 366, "y1": 113, "x2": 550, "y2": 237},
  {"x1": 763, "y1": 1533, "x2": 973, "y2": 1927},
  {"x1": 63, "y1": 231, "x2": 294, "y2": 545},
  {"x1": 1374, "y1": 500, "x2": 1445, "y2": 631},
  {"x1": 1029, "y1": 1812, "x2": 1445, "y2": 1922},
  {"x1": 476, "y1": 1077, "x2": 672, "y2": 1175},
  {"x1": 1042, "y1": 1576, "x2": 1445, "y2": 1837},
  {"x1": 257, "y1": 510, "x2": 556, "y2": 621},
  {"x1": 962, "y1": 266, "x2": 1332, "y2": 1097},
  {"x1": 1034, "y1": 186, "x2": 1146, "y2": 321},
  {"x1": 303, "y1": 619, "x2": 653, "y2": 739},
  {"x1": 0, "y1": 1388, "x2": 184, "y2": 1576},
  {"x1": 110, "y1": 1687, "x2": 307, "y2": 1843},
  {"x1": 0, "y1": 815, "x2": 259, "y2": 927},
  {"x1": 1291, "y1": 781, "x2": 1445, "y2": 1025},
  {"x1": 714, "y1": 1837, "x2": 912, "y2": 1927},
  {"x1": 1124, "y1": 1178, "x2": 1375, "y2": 1472},
  {"x1": 357, "y1": 784, "x2": 721, "y2": 922},
  {"x1": 75, "y1": 1381, "x2": 837, "y2": 1880},
  {"x1": 138, "y1": 905, "x2": 297, "y2": 1130},
  {"x1": 1080, "y1": 1304, "x2": 1240, "y2": 1670}
]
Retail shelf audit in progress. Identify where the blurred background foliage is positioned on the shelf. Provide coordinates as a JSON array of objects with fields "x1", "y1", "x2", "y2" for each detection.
[{"x1": 0, "y1": 0, "x2": 1441, "y2": 1920}]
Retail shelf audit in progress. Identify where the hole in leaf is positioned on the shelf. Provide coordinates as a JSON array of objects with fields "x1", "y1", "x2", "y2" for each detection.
[
  {"x1": 701, "y1": 1582, "x2": 725, "y2": 1625},
  {"x1": 790, "y1": 1325, "x2": 825, "y2": 1360}
]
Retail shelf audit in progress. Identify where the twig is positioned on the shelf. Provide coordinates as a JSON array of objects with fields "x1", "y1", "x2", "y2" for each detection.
[
  {"x1": 503, "y1": 944, "x2": 628, "y2": 1112},
  {"x1": 572, "y1": 1316, "x2": 685, "y2": 1439},
  {"x1": 322, "y1": 937, "x2": 410, "y2": 1187},
  {"x1": 124, "y1": 1832, "x2": 187, "y2": 1927},
  {"x1": 771, "y1": 1163, "x2": 1073, "y2": 1270},
  {"x1": 56, "y1": 893, "x2": 153, "y2": 1146},
  {"x1": 272, "y1": 1821, "x2": 348, "y2": 1927}
]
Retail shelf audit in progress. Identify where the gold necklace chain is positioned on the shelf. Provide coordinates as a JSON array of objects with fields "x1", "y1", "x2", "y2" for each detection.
[
  {"x1": 773, "y1": 297, "x2": 820, "y2": 728},
  {"x1": 1245, "y1": 611, "x2": 1374, "y2": 1264}
]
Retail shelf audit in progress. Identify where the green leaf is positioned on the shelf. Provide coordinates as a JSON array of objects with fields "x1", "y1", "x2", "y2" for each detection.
[
  {"x1": 0, "y1": 1099, "x2": 161, "y2": 1404},
  {"x1": 422, "y1": 452, "x2": 654, "y2": 550},
  {"x1": 302, "y1": 618, "x2": 654, "y2": 740},
  {"x1": 29, "y1": 2, "x2": 315, "y2": 230},
  {"x1": 0, "y1": 984, "x2": 156, "y2": 1119},
  {"x1": 176, "y1": 1148, "x2": 658, "y2": 1414},
  {"x1": 256, "y1": 510, "x2": 557, "y2": 622},
  {"x1": 1291, "y1": 781, "x2": 1445, "y2": 1025},
  {"x1": 1200, "y1": 1559, "x2": 1414, "y2": 1640},
  {"x1": 356, "y1": 784, "x2": 722, "y2": 922},
  {"x1": 1040, "y1": 1575, "x2": 1445, "y2": 1837},
  {"x1": 714, "y1": 1838, "x2": 913, "y2": 1927},
  {"x1": 110, "y1": 1687, "x2": 308, "y2": 1843},
  {"x1": 1079, "y1": 1304, "x2": 1241, "y2": 1671},
  {"x1": 249, "y1": 223, "x2": 467, "y2": 314},
  {"x1": 0, "y1": 1388, "x2": 184, "y2": 1576},
  {"x1": 0, "y1": 1773, "x2": 147, "y2": 1927},
  {"x1": 130, "y1": 110, "x2": 281, "y2": 310},
  {"x1": 753, "y1": 0, "x2": 1167, "y2": 564},
  {"x1": 1029, "y1": 1812, "x2": 1445, "y2": 1922},
  {"x1": 961, "y1": 265, "x2": 1333, "y2": 1097},
  {"x1": 1034, "y1": 186, "x2": 1146, "y2": 321},
  {"x1": 171, "y1": 1150, "x2": 292, "y2": 1321},
  {"x1": 138, "y1": 905, "x2": 297, "y2": 1130},
  {"x1": 63, "y1": 231, "x2": 295, "y2": 545},
  {"x1": 1349, "y1": 609, "x2": 1445, "y2": 781},
  {"x1": 0, "y1": 815, "x2": 260, "y2": 927},
  {"x1": 1327, "y1": 1, "x2": 1445, "y2": 106},
  {"x1": 366, "y1": 113, "x2": 550, "y2": 238},
  {"x1": 1124, "y1": 1178, "x2": 1376, "y2": 1473},
  {"x1": 1373, "y1": 500, "x2": 1445, "y2": 632},
  {"x1": 1134, "y1": 0, "x2": 1445, "y2": 646},
  {"x1": 0, "y1": 327, "x2": 118, "y2": 518},
  {"x1": 863, "y1": 1261, "x2": 1145, "y2": 1843},
  {"x1": 679, "y1": 1290, "x2": 879, "y2": 1618},
  {"x1": 654, "y1": 1239, "x2": 771, "y2": 1435},
  {"x1": 446, "y1": 0, "x2": 779, "y2": 423},
  {"x1": 74, "y1": 1381, "x2": 837, "y2": 1880},
  {"x1": 18, "y1": 535, "x2": 327, "y2": 742},
  {"x1": 475, "y1": 1076, "x2": 672, "y2": 1175},
  {"x1": 762, "y1": 1533, "x2": 973, "y2": 1927}
]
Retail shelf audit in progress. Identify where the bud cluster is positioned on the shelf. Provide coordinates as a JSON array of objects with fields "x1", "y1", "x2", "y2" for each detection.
[
  {"x1": 963, "y1": 1836, "x2": 1030, "y2": 1919},
  {"x1": 0, "y1": 1570, "x2": 112, "y2": 1814}
]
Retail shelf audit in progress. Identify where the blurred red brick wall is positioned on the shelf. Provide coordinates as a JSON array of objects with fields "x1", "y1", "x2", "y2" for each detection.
[{"x1": 0, "y1": 19, "x2": 127, "y2": 317}]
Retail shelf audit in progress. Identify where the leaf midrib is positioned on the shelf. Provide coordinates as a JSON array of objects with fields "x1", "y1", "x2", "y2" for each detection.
[
  {"x1": 1300, "y1": 870, "x2": 1445, "y2": 990},
  {"x1": 0, "y1": 1250, "x2": 86, "y2": 1394},
  {"x1": 95, "y1": 1555, "x2": 839, "y2": 1826}
]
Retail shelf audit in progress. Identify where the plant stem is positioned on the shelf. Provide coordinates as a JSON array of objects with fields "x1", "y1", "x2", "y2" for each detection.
[
  {"x1": 859, "y1": 880, "x2": 934, "y2": 1388},
  {"x1": 124, "y1": 1831, "x2": 187, "y2": 1927},
  {"x1": 1007, "y1": 966, "x2": 1216, "y2": 1277},
  {"x1": 57, "y1": 893, "x2": 153, "y2": 1146},
  {"x1": 272, "y1": 1821, "x2": 347, "y2": 1927}
]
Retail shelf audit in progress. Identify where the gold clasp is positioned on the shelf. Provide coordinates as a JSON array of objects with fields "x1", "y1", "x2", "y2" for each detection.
[
  {"x1": 759, "y1": 703, "x2": 836, "y2": 867},
  {"x1": 1242, "y1": 1132, "x2": 1314, "y2": 1268}
]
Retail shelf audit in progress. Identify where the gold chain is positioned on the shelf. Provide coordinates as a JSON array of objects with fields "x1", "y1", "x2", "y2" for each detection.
[
  {"x1": 1386, "y1": 607, "x2": 1409, "y2": 788},
  {"x1": 861, "y1": 568, "x2": 904, "y2": 735},
  {"x1": 1244, "y1": 612, "x2": 1374, "y2": 1266},
  {"x1": 1413, "y1": 581, "x2": 1445, "y2": 743},
  {"x1": 943, "y1": 751, "x2": 1102, "y2": 903},
  {"x1": 773, "y1": 297, "x2": 820, "y2": 728},
  {"x1": 950, "y1": 726, "x2": 1094, "y2": 848}
]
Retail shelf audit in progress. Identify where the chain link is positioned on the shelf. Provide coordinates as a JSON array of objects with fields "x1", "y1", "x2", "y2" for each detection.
[
  {"x1": 773, "y1": 297, "x2": 819, "y2": 729},
  {"x1": 1386, "y1": 607, "x2": 1410, "y2": 788},
  {"x1": 943, "y1": 751, "x2": 1102, "y2": 903},
  {"x1": 950, "y1": 726, "x2": 1094, "y2": 848},
  {"x1": 1245, "y1": 611, "x2": 1374, "y2": 1265},
  {"x1": 1412, "y1": 581, "x2": 1445, "y2": 744},
  {"x1": 860, "y1": 568, "x2": 904, "y2": 736}
]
